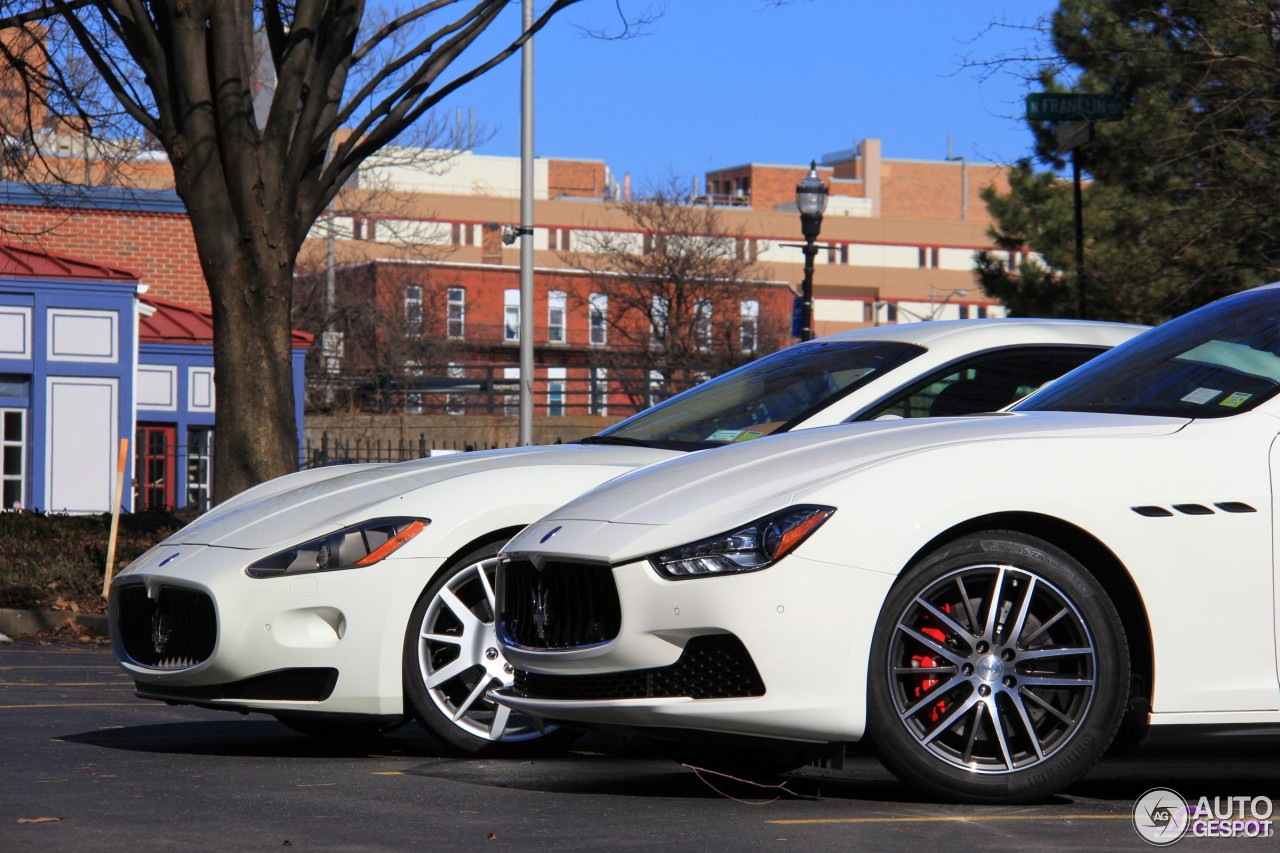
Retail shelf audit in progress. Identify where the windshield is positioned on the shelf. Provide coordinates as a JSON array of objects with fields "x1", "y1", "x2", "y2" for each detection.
[
  {"x1": 587, "y1": 340, "x2": 925, "y2": 448},
  {"x1": 1017, "y1": 288, "x2": 1280, "y2": 418}
]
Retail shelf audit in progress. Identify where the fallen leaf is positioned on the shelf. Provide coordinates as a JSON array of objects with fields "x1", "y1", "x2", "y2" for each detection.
[
  {"x1": 486, "y1": 833, "x2": 497, "y2": 841},
  {"x1": 18, "y1": 817, "x2": 63, "y2": 824}
]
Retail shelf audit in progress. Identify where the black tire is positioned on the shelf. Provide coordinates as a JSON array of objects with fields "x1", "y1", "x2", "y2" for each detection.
[
  {"x1": 402, "y1": 540, "x2": 578, "y2": 755},
  {"x1": 273, "y1": 713, "x2": 406, "y2": 740},
  {"x1": 866, "y1": 531, "x2": 1129, "y2": 803}
]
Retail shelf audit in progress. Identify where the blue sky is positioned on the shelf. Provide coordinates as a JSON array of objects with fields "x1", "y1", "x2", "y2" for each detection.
[{"x1": 431, "y1": 0, "x2": 1061, "y2": 190}]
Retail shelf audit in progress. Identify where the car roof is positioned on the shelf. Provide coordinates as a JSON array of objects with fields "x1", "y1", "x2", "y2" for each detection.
[{"x1": 809, "y1": 318, "x2": 1145, "y2": 349}]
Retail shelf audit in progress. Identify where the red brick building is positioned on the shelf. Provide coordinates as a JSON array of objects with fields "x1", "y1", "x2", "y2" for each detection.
[
  {"x1": 299, "y1": 258, "x2": 792, "y2": 418},
  {"x1": 0, "y1": 184, "x2": 208, "y2": 309}
]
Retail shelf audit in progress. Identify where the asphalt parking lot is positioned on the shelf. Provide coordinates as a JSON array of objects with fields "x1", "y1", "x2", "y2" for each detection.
[{"x1": 2, "y1": 641, "x2": 1278, "y2": 852}]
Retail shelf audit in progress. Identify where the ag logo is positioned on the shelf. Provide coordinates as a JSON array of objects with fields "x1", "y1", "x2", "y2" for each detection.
[{"x1": 1133, "y1": 787, "x2": 1190, "y2": 846}]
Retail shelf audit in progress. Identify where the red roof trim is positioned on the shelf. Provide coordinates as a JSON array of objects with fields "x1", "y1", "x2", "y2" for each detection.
[
  {"x1": 0, "y1": 243, "x2": 139, "y2": 281},
  {"x1": 141, "y1": 295, "x2": 313, "y2": 348}
]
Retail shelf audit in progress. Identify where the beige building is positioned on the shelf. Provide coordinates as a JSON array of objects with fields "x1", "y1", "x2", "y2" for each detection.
[{"x1": 303, "y1": 138, "x2": 1014, "y2": 337}]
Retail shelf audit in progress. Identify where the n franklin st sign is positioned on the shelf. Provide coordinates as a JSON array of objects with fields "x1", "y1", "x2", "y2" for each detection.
[{"x1": 1026, "y1": 93, "x2": 1125, "y2": 122}]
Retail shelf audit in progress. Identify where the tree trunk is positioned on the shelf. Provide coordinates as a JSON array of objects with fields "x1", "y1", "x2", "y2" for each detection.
[{"x1": 204, "y1": 243, "x2": 300, "y2": 505}]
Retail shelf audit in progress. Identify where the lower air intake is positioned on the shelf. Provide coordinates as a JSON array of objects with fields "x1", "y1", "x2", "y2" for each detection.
[{"x1": 511, "y1": 634, "x2": 766, "y2": 700}]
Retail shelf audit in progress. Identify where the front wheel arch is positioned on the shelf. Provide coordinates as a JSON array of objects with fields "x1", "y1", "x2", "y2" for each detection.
[
  {"x1": 429, "y1": 524, "x2": 528, "y2": 589},
  {"x1": 902, "y1": 511, "x2": 1153, "y2": 729}
]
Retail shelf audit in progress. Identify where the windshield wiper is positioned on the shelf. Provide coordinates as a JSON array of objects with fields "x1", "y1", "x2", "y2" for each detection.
[{"x1": 576, "y1": 434, "x2": 658, "y2": 447}]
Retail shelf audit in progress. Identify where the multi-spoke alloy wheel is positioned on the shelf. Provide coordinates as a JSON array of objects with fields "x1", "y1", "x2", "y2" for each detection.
[
  {"x1": 867, "y1": 531, "x2": 1129, "y2": 803},
  {"x1": 403, "y1": 542, "x2": 569, "y2": 754}
]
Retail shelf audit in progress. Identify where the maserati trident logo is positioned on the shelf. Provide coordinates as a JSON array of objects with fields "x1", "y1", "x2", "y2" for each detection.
[
  {"x1": 531, "y1": 582, "x2": 552, "y2": 641},
  {"x1": 151, "y1": 608, "x2": 174, "y2": 656}
]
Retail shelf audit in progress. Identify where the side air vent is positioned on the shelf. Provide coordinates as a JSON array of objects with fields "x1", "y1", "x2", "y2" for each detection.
[
  {"x1": 1214, "y1": 502, "x2": 1257, "y2": 513},
  {"x1": 1131, "y1": 506, "x2": 1173, "y2": 517},
  {"x1": 1172, "y1": 504, "x2": 1214, "y2": 516}
]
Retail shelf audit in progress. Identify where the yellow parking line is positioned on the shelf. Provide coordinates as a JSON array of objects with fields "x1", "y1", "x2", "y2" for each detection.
[
  {"x1": 0, "y1": 702, "x2": 144, "y2": 709},
  {"x1": 769, "y1": 814, "x2": 1131, "y2": 825},
  {"x1": 0, "y1": 681, "x2": 127, "y2": 686},
  {"x1": 0, "y1": 660, "x2": 120, "y2": 666},
  {"x1": 371, "y1": 771, "x2": 405, "y2": 776}
]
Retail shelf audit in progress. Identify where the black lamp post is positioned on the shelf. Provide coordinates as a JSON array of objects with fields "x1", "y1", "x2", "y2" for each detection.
[{"x1": 795, "y1": 160, "x2": 829, "y2": 341}]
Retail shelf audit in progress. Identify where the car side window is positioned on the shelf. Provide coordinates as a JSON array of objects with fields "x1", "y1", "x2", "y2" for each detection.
[{"x1": 852, "y1": 346, "x2": 1108, "y2": 421}]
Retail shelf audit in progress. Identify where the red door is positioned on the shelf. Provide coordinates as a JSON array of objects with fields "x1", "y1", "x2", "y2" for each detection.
[{"x1": 135, "y1": 424, "x2": 175, "y2": 511}]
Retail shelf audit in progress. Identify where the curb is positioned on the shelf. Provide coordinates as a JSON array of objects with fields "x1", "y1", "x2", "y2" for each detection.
[{"x1": 0, "y1": 608, "x2": 109, "y2": 638}]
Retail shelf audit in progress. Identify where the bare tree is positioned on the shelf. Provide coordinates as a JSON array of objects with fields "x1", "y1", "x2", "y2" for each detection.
[
  {"x1": 565, "y1": 185, "x2": 788, "y2": 409},
  {"x1": 0, "y1": 1, "x2": 649, "y2": 501}
]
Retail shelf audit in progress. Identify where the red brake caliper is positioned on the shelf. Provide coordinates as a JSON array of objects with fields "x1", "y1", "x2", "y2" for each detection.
[{"x1": 910, "y1": 604, "x2": 951, "y2": 723}]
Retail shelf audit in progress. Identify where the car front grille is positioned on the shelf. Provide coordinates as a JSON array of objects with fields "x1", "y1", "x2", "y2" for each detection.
[
  {"x1": 510, "y1": 634, "x2": 766, "y2": 700},
  {"x1": 498, "y1": 557, "x2": 621, "y2": 649},
  {"x1": 114, "y1": 582, "x2": 217, "y2": 669}
]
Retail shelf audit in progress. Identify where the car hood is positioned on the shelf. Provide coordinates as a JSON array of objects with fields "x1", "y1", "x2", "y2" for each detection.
[
  {"x1": 166, "y1": 443, "x2": 671, "y2": 550},
  {"x1": 525, "y1": 412, "x2": 1188, "y2": 530}
]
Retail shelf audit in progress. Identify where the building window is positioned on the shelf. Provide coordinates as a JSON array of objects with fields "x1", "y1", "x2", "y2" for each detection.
[
  {"x1": 958, "y1": 304, "x2": 970, "y2": 320},
  {"x1": 589, "y1": 293, "x2": 608, "y2": 346},
  {"x1": 447, "y1": 287, "x2": 466, "y2": 340},
  {"x1": 547, "y1": 367, "x2": 566, "y2": 417},
  {"x1": 590, "y1": 367, "x2": 608, "y2": 416},
  {"x1": 1, "y1": 408, "x2": 25, "y2": 510},
  {"x1": 502, "y1": 367, "x2": 520, "y2": 416},
  {"x1": 740, "y1": 300, "x2": 759, "y2": 352},
  {"x1": 186, "y1": 427, "x2": 212, "y2": 513},
  {"x1": 648, "y1": 370, "x2": 667, "y2": 408},
  {"x1": 446, "y1": 362, "x2": 465, "y2": 415},
  {"x1": 405, "y1": 360, "x2": 424, "y2": 414},
  {"x1": 694, "y1": 299, "x2": 713, "y2": 351},
  {"x1": 650, "y1": 295, "x2": 669, "y2": 349},
  {"x1": 504, "y1": 289, "x2": 520, "y2": 342},
  {"x1": 135, "y1": 424, "x2": 176, "y2": 511},
  {"x1": 548, "y1": 290, "x2": 566, "y2": 344},
  {"x1": 560, "y1": 229, "x2": 572, "y2": 251},
  {"x1": 404, "y1": 284, "x2": 423, "y2": 336}
]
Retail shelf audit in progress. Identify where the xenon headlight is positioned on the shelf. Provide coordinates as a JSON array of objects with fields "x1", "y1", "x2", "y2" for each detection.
[
  {"x1": 246, "y1": 517, "x2": 429, "y2": 578},
  {"x1": 650, "y1": 505, "x2": 834, "y2": 580}
]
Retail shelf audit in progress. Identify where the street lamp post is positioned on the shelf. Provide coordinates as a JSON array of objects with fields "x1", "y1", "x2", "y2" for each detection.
[{"x1": 795, "y1": 160, "x2": 828, "y2": 341}]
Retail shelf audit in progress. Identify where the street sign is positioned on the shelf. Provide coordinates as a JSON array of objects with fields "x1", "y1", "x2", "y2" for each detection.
[{"x1": 1026, "y1": 93, "x2": 1124, "y2": 122}]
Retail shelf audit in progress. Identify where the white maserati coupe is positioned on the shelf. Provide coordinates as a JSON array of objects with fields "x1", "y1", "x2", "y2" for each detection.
[
  {"x1": 494, "y1": 284, "x2": 1280, "y2": 802},
  {"x1": 108, "y1": 318, "x2": 1139, "y2": 755}
]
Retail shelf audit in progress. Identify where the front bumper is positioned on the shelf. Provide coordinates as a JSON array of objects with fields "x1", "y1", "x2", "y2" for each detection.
[
  {"x1": 495, "y1": 553, "x2": 896, "y2": 743},
  {"x1": 109, "y1": 543, "x2": 443, "y2": 717}
]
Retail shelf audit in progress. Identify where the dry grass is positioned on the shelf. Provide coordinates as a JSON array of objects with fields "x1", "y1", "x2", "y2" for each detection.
[{"x1": 0, "y1": 510, "x2": 197, "y2": 614}]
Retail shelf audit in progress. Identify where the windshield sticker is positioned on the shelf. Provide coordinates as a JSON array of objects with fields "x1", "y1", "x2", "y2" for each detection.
[
  {"x1": 734, "y1": 431, "x2": 763, "y2": 442},
  {"x1": 1181, "y1": 387, "x2": 1222, "y2": 405},
  {"x1": 1221, "y1": 392, "x2": 1252, "y2": 408},
  {"x1": 707, "y1": 429, "x2": 743, "y2": 441}
]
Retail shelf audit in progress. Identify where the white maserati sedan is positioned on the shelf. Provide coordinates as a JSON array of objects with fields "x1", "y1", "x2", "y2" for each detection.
[
  {"x1": 108, "y1": 318, "x2": 1139, "y2": 755},
  {"x1": 493, "y1": 284, "x2": 1280, "y2": 801}
]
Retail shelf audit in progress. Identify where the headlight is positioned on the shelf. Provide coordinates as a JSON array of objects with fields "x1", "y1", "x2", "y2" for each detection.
[
  {"x1": 246, "y1": 517, "x2": 429, "y2": 578},
  {"x1": 649, "y1": 505, "x2": 834, "y2": 580}
]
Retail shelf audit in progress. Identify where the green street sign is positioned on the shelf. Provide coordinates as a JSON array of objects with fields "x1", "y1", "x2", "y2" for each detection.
[{"x1": 1026, "y1": 93, "x2": 1125, "y2": 122}]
